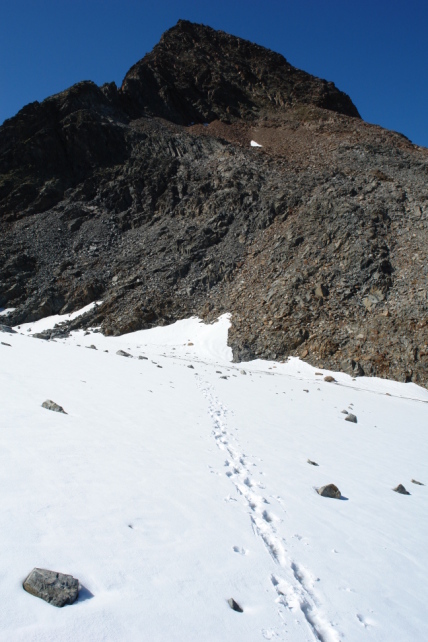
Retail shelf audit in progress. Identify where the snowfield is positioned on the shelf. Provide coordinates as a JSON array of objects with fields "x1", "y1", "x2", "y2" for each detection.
[{"x1": 0, "y1": 311, "x2": 427, "y2": 641}]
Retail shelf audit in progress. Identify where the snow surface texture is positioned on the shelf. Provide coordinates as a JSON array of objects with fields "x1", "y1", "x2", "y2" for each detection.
[{"x1": 1, "y1": 310, "x2": 427, "y2": 641}]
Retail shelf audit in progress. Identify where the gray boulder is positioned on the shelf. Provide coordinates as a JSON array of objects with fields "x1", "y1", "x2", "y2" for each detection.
[
  {"x1": 116, "y1": 350, "x2": 131, "y2": 357},
  {"x1": 393, "y1": 484, "x2": 410, "y2": 495},
  {"x1": 23, "y1": 568, "x2": 79, "y2": 607},
  {"x1": 345, "y1": 413, "x2": 357, "y2": 423},
  {"x1": 317, "y1": 484, "x2": 341, "y2": 499},
  {"x1": 411, "y1": 479, "x2": 424, "y2": 486},
  {"x1": 42, "y1": 400, "x2": 67, "y2": 414},
  {"x1": 307, "y1": 459, "x2": 319, "y2": 466},
  {"x1": 227, "y1": 597, "x2": 243, "y2": 612}
]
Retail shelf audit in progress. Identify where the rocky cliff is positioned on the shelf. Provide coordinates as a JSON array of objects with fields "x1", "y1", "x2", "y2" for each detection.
[{"x1": 1, "y1": 20, "x2": 427, "y2": 385}]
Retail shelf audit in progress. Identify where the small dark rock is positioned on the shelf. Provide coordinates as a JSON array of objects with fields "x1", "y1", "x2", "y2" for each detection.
[
  {"x1": 307, "y1": 459, "x2": 319, "y2": 466},
  {"x1": 315, "y1": 283, "x2": 329, "y2": 299},
  {"x1": 1, "y1": 341, "x2": 11, "y2": 346},
  {"x1": 341, "y1": 410, "x2": 348, "y2": 414},
  {"x1": 324, "y1": 376, "x2": 336, "y2": 383},
  {"x1": 87, "y1": 344, "x2": 97, "y2": 350},
  {"x1": 393, "y1": 484, "x2": 410, "y2": 495},
  {"x1": 345, "y1": 413, "x2": 357, "y2": 423},
  {"x1": 220, "y1": 376, "x2": 228, "y2": 379},
  {"x1": 138, "y1": 355, "x2": 148, "y2": 360},
  {"x1": 187, "y1": 365, "x2": 194, "y2": 369},
  {"x1": 116, "y1": 350, "x2": 131, "y2": 357},
  {"x1": 317, "y1": 484, "x2": 341, "y2": 498},
  {"x1": 411, "y1": 479, "x2": 424, "y2": 486},
  {"x1": 23, "y1": 568, "x2": 79, "y2": 607},
  {"x1": 42, "y1": 400, "x2": 67, "y2": 414},
  {"x1": 227, "y1": 597, "x2": 243, "y2": 612}
]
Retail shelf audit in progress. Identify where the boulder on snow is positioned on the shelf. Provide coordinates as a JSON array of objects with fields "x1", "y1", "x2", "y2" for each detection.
[
  {"x1": 411, "y1": 479, "x2": 424, "y2": 486},
  {"x1": 0, "y1": 324, "x2": 16, "y2": 333},
  {"x1": 393, "y1": 484, "x2": 410, "y2": 495},
  {"x1": 42, "y1": 400, "x2": 67, "y2": 414},
  {"x1": 345, "y1": 413, "x2": 357, "y2": 423},
  {"x1": 317, "y1": 484, "x2": 341, "y2": 499},
  {"x1": 116, "y1": 350, "x2": 131, "y2": 357},
  {"x1": 324, "y1": 376, "x2": 336, "y2": 383},
  {"x1": 227, "y1": 597, "x2": 243, "y2": 612},
  {"x1": 23, "y1": 568, "x2": 79, "y2": 607},
  {"x1": 307, "y1": 459, "x2": 319, "y2": 466}
]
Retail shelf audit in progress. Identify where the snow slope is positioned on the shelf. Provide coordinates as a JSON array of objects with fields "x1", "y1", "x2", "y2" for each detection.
[{"x1": 1, "y1": 312, "x2": 427, "y2": 641}]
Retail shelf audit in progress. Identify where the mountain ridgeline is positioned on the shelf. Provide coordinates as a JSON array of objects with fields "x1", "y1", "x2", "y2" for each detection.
[{"x1": 1, "y1": 20, "x2": 427, "y2": 385}]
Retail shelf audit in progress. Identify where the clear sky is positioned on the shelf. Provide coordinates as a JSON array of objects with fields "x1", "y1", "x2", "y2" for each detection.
[{"x1": 1, "y1": 0, "x2": 427, "y2": 147}]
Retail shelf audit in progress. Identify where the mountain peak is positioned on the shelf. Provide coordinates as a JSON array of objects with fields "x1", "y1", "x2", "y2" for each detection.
[{"x1": 120, "y1": 20, "x2": 360, "y2": 124}]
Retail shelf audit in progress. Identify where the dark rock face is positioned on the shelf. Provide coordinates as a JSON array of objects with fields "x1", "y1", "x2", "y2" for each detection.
[
  {"x1": 121, "y1": 20, "x2": 360, "y2": 124},
  {"x1": 23, "y1": 568, "x2": 79, "y2": 607},
  {"x1": 1, "y1": 21, "x2": 428, "y2": 386}
]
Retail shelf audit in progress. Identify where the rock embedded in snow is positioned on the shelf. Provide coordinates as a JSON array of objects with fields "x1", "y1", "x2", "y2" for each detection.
[
  {"x1": 87, "y1": 344, "x2": 97, "y2": 350},
  {"x1": 1, "y1": 341, "x2": 12, "y2": 346},
  {"x1": 227, "y1": 597, "x2": 243, "y2": 612},
  {"x1": 42, "y1": 400, "x2": 67, "y2": 414},
  {"x1": 307, "y1": 459, "x2": 319, "y2": 466},
  {"x1": 0, "y1": 324, "x2": 16, "y2": 333},
  {"x1": 23, "y1": 568, "x2": 79, "y2": 607},
  {"x1": 393, "y1": 484, "x2": 410, "y2": 495},
  {"x1": 240, "y1": 370, "x2": 247, "y2": 375},
  {"x1": 116, "y1": 350, "x2": 131, "y2": 357},
  {"x1": 138, "y1": 355, "x2": 147, "y2": 360},
  {"x1": 317, "y1": 484, "x2": 341, "y2": 499},
  {"x1": 324, "y1": 376, "x2": 336, "y2": 383},
  {"x1": 411, "y1": 479, "x2": 424, "y2": 486},
  {"x1": 345, "y1": 413, "x2": 357, "y2": 423}
]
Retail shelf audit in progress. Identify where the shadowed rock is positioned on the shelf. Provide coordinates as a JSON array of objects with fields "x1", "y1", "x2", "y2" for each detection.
[
  {"x1": 42, "y1": 400, "x2": 67, "y2": 414},
  {"x1": 227, "y1": 597, "x2": 243, "y2": 612},
  {"x1": 345, "y1": 413, "x2": 357, "y2": 423},
  {"x1": 307, "y1": 459, "x2": 319, "y2": 466},
  {"x1": 317, "y1": 484, "x2": 341, "y2": 498},
  {"x1": 393, "y1": 484, "x2": 410, "y2": 495},
  {"x1": 116, "y1": 350, "x2": 131, "y2": 357},
  {"x1": 324, "y1": 376, "x2": 336, "y2": 383},
  {"x1": 411, "y1": 479, "x2": 424, "y2": 486},
  {"x1": 23, "y1": 568, "x2": 79, "y2": 607},
  {"x1": 0, "y1": 324, "x2": 16, "y2": 333}
]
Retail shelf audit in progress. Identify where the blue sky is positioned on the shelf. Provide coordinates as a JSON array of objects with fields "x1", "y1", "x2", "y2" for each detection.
[{"x1": 1, "y1": 0, "x2": 427, "y2": 147}]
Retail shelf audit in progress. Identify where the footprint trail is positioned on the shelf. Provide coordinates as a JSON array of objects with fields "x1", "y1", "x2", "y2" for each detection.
[{"x1": 197, "y1": 376, "x2": 341, "y2": 642}]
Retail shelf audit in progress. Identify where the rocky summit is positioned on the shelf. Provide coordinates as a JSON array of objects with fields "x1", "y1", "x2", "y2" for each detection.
[{"x1": 1, "y1": 20, "x2": 427, "y2": 385}]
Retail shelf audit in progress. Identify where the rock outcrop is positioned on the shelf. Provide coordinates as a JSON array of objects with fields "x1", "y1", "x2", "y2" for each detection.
[{"x1": 1, "y1": 20, "x2": 427, "y2": 385}]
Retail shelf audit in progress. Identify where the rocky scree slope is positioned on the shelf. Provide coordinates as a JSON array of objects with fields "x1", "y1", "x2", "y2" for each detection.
[{"x1": 0, "y1": 20, "x2": 427, "y2": 386}]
